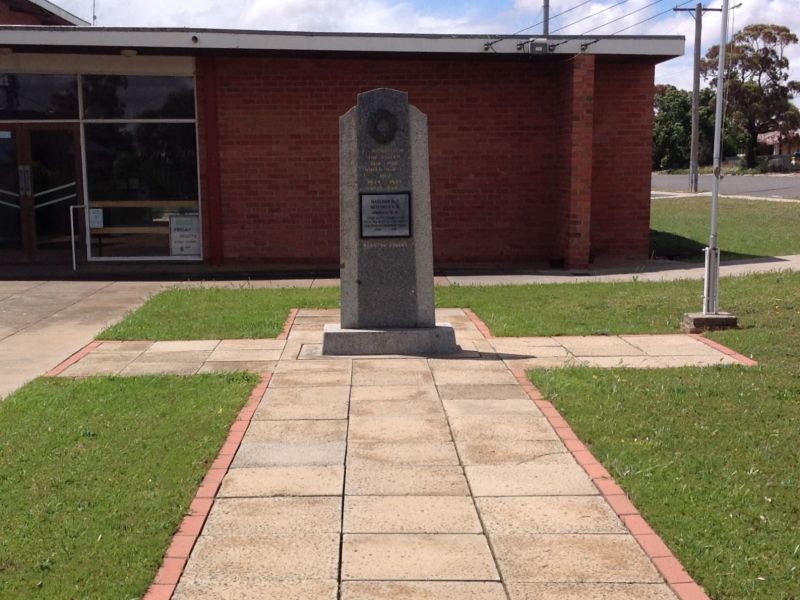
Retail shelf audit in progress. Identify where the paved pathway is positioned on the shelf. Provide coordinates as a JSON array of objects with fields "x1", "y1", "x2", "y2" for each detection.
[
  {"x1": 56, "y1": 309, "x2": 747, "y2": 599},
  {"x1": 652, "y1": 172, "x2": 800, "y2": 199}
]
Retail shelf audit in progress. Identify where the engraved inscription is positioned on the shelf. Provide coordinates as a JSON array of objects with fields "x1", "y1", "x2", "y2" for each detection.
[
  {"x1": 363, "y1": 147, "x2": 403, "y2": 189},
  {"x1": 361, "y1": 193, "x2": 411, "y2": 238}
]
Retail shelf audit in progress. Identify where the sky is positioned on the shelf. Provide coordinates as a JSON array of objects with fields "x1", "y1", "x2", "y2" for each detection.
[{"x1": 55, "y1": 0, "x2": 800, "y2": 93}]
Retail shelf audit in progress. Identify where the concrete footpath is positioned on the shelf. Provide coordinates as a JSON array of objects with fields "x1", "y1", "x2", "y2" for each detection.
[
  {"x1": 2, "y1": 253, "x2": 796, "y2": 398},
  {"x1": 51, "y1": 309, "x2": 743, "y2": 600}
]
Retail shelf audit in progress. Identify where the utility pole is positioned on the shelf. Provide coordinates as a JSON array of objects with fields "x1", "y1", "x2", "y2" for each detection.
[
  {"x1": 682, "y1": 0, "x2": 738, "y2": 332},
  {"x1": 543, "y1": 0, "x2": 550, "y2": 35},
  {"x1": 674, "y1": 3, "x2": 722, "y2": 193}
]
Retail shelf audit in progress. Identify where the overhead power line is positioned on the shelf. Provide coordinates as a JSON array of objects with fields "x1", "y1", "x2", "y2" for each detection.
[
  {"x1": 549, "y1": 0, "x2": 630, "y2": 35},
  {"x1": 484, "y1": 0, "x2": 596, "y2": 50},
  {"x1": 581, "y1": 0, "x2": 667, "y2": 34},
  {"x1": 608, "y1": 0, "x2": 694, "y2": 35}
]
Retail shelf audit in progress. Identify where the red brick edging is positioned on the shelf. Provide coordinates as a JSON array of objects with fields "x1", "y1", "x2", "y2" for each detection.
[
  {"x1": 690, "y1": 334, "x2": 759, "y2": 366},
  {"x1": 277, "y1": 308, "x2": 299, "y2": 340},
  {"x1": 463, "y1": 308, "x2": 494, "y2": 338},
  {"x1": 509, "y1": 367, "x2": 711, "y2": 600},
  {"x1": 143, "y1": 374, "x2": 271, "y2": 600},
  {"x1": 45, "y1": 340, "x2": 103, "y2": 376}
]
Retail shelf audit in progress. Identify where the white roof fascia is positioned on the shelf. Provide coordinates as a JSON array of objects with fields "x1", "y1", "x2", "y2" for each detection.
[
  {"x1": 26, "y1": 0, "x2": 90, "y2": 26},
  {"x1": 0, "y1": 27, "x2": 684, "y2": 58}
]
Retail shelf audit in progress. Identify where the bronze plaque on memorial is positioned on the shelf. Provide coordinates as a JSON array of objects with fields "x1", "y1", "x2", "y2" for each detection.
[{"x1": 360, "y1": 192, "x2": 411, "y2": 238}]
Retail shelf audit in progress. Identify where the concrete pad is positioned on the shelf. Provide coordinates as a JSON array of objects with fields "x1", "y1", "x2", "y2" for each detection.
[
  {"x1": 352, "y1": 369, "x2": 434, "y2": 386},
  {"x1": 288, "y1": 330, "x2": 325, "y2": 342},
  {"x1": 203, "y1": 497, "x2": 341, "y2": 535},
  {"x1": 148, "y1": 340, "x2": 219, "y2": 351},
  {"x1": 491, "y1": 337, "x2": 563, "y2": 349},
  {"x1": 466, "y1": 461, "x2": 597, "y2": 496},
  {"x1": 490, "y1": 534, "x2": 661, "y2": 582},
  {"x1": 432, "y1": 369, "x2": 518, "y2": 385},
  {"x1": 93, "y1": 340, "x2": 153, "y2": 352},
  {"x1": 244, "y1": 419, "x2": 348, "y2": 443},
  {"x1": 342, "y1": 581, "x2": 507, "y2": 600},
  {"x1": 353, "y1": 358, "x2": 431, "y2": 372},
  {"x1": 174, "y1": 580, "x2": 338, "y2": 600},
  {"x1": 216, "y1": 339, "x2": 286, "y2": 350},
  {"x1": 442, "y1": 398, "x2": 538, "y2": 416},
  {"x1": 341, "y1": 534, "x2": 499, "y2": 581},
  {"x1": 197, "y1": 361, "x2": 276, "y2": 374},
  {"x1": 207, "y1": 348, "x2": 283, "y2": 362},
  {"x1": 59, "y1": 352, "x2": 140, "y2": 376},
  {"x1": 134, "y1": 350, "x2": 212, "y2": 363},
  {"x1": 503, "y1": 357, "x2": 572, "y2": 369},
  {"x1": 620, "y1": 334, "x2": 721, "y2": 356},
  {"x1": 296, "y1": 308, "x2": 342, "y2": 317},
  {"x1": 348, "y1": 416, "x2": 451, "y2": 442},
  {"x1": 428, "y1": 358, "x2": 507, "y2": 371},
  {"x1": 232, "y1": 441, "x2": 346, "y2": 467},
  {"x1": 456, "y1": 440, "x2": 567, "y2": 465},
  {"x1": 574, "y1": 356, "x2": 666, "y2": 368},
  {"x1": 275, "y1": 359, "x2": 351, "y2": 372},
  {"x1": 219, "y1": 466, "x2": 344, "y2": 497},
  {"x1": 437, "y1": 384, "x2": 528, "y2": 400},
  {"x1": 346, "y1": 464, "x2": 469, "y2": 496},
  {"x1": 476, "y1": 496, "x2": 625, "y2": 534},
  {"x1": 254, "y1": 386, "x2": 350, "y2": 420},
  {"x1": 350, "y1": 385, "x2": 439, "y2": 403},
  {"x1": 347, "y1": 441, "x2": 459, "y2": 465},
  {"x1": 450, "y1": 415, "x2": 557, "y2": 441},
  {"x1": 344, "y1": 496, "x2": 481, "y2": 533},
  {"x1": 557, "y1": 336, "x2": 645, "y2": 357},
  {"x1": 349, "y1": 398, "x2": 443, "y2": 417},
  {"x1": 269, "y1": 370, "x2": 351, "y2": 386},
  {"x1": 506, "y1": 583, "x2": 678, "y2": 600},
  {"x1": 182, "y1": 533, "x2": 339, "y2": 581},
  {"x1": 119, "y1": 361, "x2": 201, "y2": 376},
  {"x1": 657, "y1": 354, "x2": 739, "y2": 367}
]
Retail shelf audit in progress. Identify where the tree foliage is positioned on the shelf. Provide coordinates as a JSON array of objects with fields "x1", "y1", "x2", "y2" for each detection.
[{"x1": 701, "y1": 24, "x2": 800, "y2": 167}]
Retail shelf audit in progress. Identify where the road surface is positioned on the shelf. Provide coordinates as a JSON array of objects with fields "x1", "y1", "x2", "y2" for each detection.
[{"x1": 652, "y1": 173, "x2": 800, "y2": 199}]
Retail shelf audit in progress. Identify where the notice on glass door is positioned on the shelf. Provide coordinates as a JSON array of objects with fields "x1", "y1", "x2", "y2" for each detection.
[{"x1": 169, "y1": 215, "x2": 201, "y2": 256}]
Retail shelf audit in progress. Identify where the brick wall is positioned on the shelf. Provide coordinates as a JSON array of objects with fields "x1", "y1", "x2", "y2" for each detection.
[
  {"x1": 591, "y1": 61, "x2": 655, "y2": 259},
  {"x1": 0, "y1": 0, "x2": 74, "y2": 25},
  {"x1": 197, "y1": 53, "x2": 657, "y2": 269}
]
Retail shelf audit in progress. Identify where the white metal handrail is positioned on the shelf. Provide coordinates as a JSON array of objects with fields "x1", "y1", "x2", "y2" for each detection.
[
  {"x1": 0, "y1": 199, "x2": 19, "y2": 209},
  {"x1": 35, "y1": 192, "x2": 78, "y2": 209},
  {"x1": 33, "y1": 181, "x2": 76, "y2": 197},
  {"x1": 70, "y1": 203, "x2": 85, "y2": 272},
  {"x1": 0, "y1": 187, "x2": 19, "y2": 198}
]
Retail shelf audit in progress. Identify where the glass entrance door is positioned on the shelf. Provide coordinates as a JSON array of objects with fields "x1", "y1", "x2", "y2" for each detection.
[{"x1": 0, "y1": 124, "x2": 82, "y2": 263}]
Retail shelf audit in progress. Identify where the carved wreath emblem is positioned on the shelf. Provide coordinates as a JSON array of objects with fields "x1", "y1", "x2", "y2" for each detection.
[{"x1": 367, "y1": 109, "x2": 398, "y2": 144}]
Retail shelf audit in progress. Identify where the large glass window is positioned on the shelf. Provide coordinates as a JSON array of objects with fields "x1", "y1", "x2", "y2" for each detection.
[
  {"x1": 0, "y1": 74, "x2": 78, "y2": 120},
  {"x1": 82, "y1": 75, "x2": 195, "y2": 120},
  {"x1": 83, "y1": 75, "x2": 200, "y2": 259}
]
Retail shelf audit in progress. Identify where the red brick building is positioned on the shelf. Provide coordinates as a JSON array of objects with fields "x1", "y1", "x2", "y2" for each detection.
[
  {"x1": 0, "y1": 28, "x2": 682, "y2": 272},
  {"x1": 0, "y1": 0, "x2": 87, "y2": 26}
]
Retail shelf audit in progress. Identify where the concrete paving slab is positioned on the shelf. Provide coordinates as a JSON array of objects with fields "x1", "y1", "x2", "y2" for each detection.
[
  {"x1": 476, "y1": 496, "x2": 626, "y2": 534},
  {"x1": 347, "y1": 416, "x2": 451, "y2": 443},
  {"x1": 491, "y1": 534, "x2": 661, "y2": 583},
  {"x1": 506, "y1": 583, "x2": 678, "y2": 600},
  {"x1": 347, "y1": 441, "x2": 460, "y2": 465},
  {"x1": 349, "y1": 398, "x2": 443, "y2": 417},
  {"x1": 269, "y1": 370, "x2": 351, "y2": 387},
  {"x1": 60, "y1": 352, "x2": 140, "y2": 376},
  {"x1": 432, "y1": 369, "x2": 518, "y2": 385},
  {"x1": 216, "y1": 339, "x2": 287, "y2": 350},
  {"x1": 621, "y1": 334, "x2": 722, "y2": 356},
  {"x1": 134, "y1": 349, "x2": 212, "y2": 363},
  {"x1": 350, "y1": 385, "x2": 439, "y2": 403},
  {"x1": 557, "y1": 336, "x2": 645, "y2": 357},
  {"x1": 449, "y1": 415, "x2": 557, "y2": 441},
  {"x1": 657, "y1": 354, "x2": 739, "y2": 367},
  {"x1": 232, "y1": 441, "x2": 346, "y2": 467},
  {"x1": 219, "y1": 466, "x2": 344, "y2": 497},
  {"x1": 197, "y1": 361, "x2": 276, "y2": 374},
  {"x1": 148, "y1": 340, "x2": 220, "y2": 352},
  {"x1": 119, "y1": 361, "x2": 201, "y2": 376},
  {"x1": 254, "y1": 386, "x2": 350, "y2": 420},
  {"x1": 93, "y1": 340, "x2": 153, "y2": 352},
  {"x1": 244, "y1": 419, "x2": 348, "y2": 443},
  {"x1": 466, "y1": 461, "x2": 598, "y2": 496},
  {"x1": 353, "y1": 358, "x2": 431, "y2": 372},
  {"x1": 352, "y1": 369, "x2": 435, "y2": 386},
  {"x1": 341, "y1": 581, "x2": 507, "y2": 600},
  {"x1": 344, "y1": 496, "x2": 482, "y2": 533},
  {"x1": 346, "y1": 464, "x2": 469, "y2": 496},
  {"x1": 203, "y1": 497, "x2": 342, "y2": 535},
  {"x1": 341, "y1": 534, "x2": 499, "y2": 581},
  {"x1": 428, "y1": 358, "x2": 507, "y2": 371},
  {"x1": 174, "y1": 580, "x2": 338, "y2": 600},
  {"x1": 207, "y1": 348, "x2": 283, "y2": 362},
  {"x1": 456, "y1": 440, "x2": 568, "y2": 465},
  {"x1": 442, "y1": 398, "x2": 539, "y2": 416},
  {"x1": 182, "y1": 533, "x2": 340, "y2": 581},
  {"x1": 437, "y1": 384, "x2": 529, "y2": 400},
  {"x1": 574, "y1": 356, "x2": 667, "y2": 368},
  {"x1": 274, "y1": 358, "x2": 351, "y2": 372}
]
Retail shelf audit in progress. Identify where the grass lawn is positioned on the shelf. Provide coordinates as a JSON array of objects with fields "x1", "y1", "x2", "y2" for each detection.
[
  {"x1": 530, "y1": 273, "x2": 800, "y2": 600},
  {"x1": 0, "y1": 373, "x2": 257, "y2": 599},
  {"x1": 650, "y1": 196, "x2": 800, "y2": 262}
]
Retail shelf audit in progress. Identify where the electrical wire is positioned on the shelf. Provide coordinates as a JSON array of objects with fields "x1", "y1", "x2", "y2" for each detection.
[
  {"x1": 484, "y1": 0, "x2": 598, "y2": 48},
  {"x1": 608, "y1": 0, "x2": 694, "y2": 35},
  {"x1": 549, "y1": 0, "x2": 630, "y2": 35},
  {"x1": 581, "y1": 0, "x2": 667, "y2": 34}
]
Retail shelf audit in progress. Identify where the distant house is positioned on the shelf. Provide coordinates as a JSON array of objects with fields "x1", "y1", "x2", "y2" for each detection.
[
  {"x1": 758, "y1": 129, "x2": 800, "y2": 156},
  {"x1": 0, "y1": 0, "x2": 88, "y2": 26}
]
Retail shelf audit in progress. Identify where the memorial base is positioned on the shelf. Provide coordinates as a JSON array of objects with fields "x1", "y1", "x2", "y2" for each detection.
[
  {"x1": 322, "y1": 322, "x2": 460, "y2": 356},
  {"x1": 681, "y1": 312, "x2": 739, "y2": 333}
]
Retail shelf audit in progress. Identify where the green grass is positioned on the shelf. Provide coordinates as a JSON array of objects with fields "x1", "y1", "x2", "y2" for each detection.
[
  {"x1": 99, "y1": 287, "x2": 340, "y2": 340},
  {"x1": 0, "y1": 373, "x2": 257, "y2": 599},
  {"x1": 530, "y1": 272, "x2": 800, "y2": 600},
  {"x1": 651, "y1": 197, "x2": 800, "y2": 262}
]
